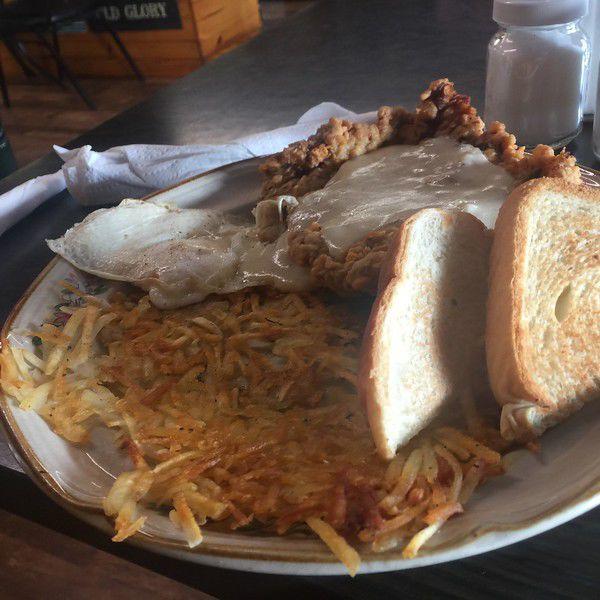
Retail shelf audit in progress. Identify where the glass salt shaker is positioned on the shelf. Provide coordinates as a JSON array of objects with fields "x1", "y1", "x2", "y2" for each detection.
[{"x1": 485, "y1": 0, "x2": 590, "y2": 149}]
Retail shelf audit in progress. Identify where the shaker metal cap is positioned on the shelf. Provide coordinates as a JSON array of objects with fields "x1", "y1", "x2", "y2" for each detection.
[{"x1": 493, "y1": 0, "x2": 588, "y2": 26}]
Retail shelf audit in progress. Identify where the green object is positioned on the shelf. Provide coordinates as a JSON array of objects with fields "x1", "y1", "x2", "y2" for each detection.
[{"x1": 0, "y1": 120, "x2": 17, "y2": 179}]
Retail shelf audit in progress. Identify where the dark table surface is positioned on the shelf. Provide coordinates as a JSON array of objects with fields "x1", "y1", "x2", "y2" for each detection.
[{"x1": 0, "y1": 1, "x2": 599, "y2": 598}]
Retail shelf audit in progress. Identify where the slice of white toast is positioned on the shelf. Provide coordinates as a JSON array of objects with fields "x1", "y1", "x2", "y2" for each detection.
[
  {"x1": 486, "y1": 178, "x2": 600, "y2": 441},
  {"x1": 359, "y1": 209, "x2": 491, "y2": 459}
]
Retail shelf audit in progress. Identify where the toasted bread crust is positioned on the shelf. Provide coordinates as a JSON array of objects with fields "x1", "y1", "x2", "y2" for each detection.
[
  {"x1": 486, "y1": 181, "x2": 530, "y2": 410},
  {"x1": 360, "y1": 210, "x2": 489, "y2": 459},
  {"x1": 486, "y1": 178, "x2": 600, "y2": 439},
  {"x1": 358, "y1": 216, "x2": 414, "y2": 460}
]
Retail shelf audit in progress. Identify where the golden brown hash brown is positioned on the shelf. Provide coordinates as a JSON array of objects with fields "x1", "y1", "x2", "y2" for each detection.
[
  {"x1": 0, "y1": 286, "x2": 507, "y2": 574},
  {"x1": 259, "y1": 78, "x2": 581, "y2": 295}
]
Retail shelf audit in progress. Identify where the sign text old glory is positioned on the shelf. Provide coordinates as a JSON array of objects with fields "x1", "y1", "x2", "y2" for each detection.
[{"x1": 92, "y1": 0, "x2": 182, "y2": 30}]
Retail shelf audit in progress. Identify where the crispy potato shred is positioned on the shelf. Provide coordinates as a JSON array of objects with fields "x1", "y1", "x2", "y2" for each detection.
[{"x1": 0, "y1": 285, "x2": 507, "y2": 575}]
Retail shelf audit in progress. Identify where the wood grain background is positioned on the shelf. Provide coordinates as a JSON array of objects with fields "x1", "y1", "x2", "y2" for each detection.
[{"x1": 0, "y1": 0, "x2": 261, "y2": 79}]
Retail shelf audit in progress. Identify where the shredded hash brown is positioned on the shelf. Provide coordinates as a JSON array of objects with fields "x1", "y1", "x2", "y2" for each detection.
[{"x1": 0, "y1": 284, "x2": 507, "y2": 575}]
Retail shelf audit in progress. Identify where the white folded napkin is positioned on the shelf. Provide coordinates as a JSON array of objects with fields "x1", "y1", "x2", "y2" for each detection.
[{"x1": 0, "y1": 102, "x2": 374, "y2": 236}]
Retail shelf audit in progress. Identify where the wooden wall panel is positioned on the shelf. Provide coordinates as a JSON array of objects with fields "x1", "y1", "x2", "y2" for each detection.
[{"x1": 191, "y1": 0, "x2": 261, "y2": 59}]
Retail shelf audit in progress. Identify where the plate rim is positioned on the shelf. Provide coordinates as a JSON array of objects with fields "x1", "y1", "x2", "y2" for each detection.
[{"x1": 1, "y1": 158, "x2": 600, "y2": 574}]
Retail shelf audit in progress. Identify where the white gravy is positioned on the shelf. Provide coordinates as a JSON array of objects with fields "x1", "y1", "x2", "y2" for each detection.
[{"x1": 288, "y1": 136, "x2": 515, "y2": 258}]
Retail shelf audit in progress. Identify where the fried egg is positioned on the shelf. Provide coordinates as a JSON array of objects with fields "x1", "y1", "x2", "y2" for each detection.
[{"x1": 48, "y1": 200, "x2": 309, "y2": 309}]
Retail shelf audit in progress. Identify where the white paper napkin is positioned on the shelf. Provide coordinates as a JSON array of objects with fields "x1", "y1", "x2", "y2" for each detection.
[
  {"x1": 0, "y1": 102, "x2": 374, "y2": 236},
  {"x1": 0, "y1": 171, "x2": 67, "y2": 236}
]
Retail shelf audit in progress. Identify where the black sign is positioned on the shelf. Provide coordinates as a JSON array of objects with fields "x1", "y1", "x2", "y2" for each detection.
[{"x1": 91, "y1": 0, "x2": 182, "y2": 31}]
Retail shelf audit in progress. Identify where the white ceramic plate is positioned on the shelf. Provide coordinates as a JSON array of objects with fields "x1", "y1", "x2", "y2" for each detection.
[{"x1": 1, "y1": 160, "x2": 599, "y2": 575}]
